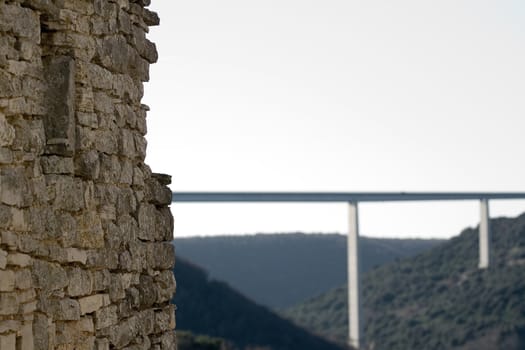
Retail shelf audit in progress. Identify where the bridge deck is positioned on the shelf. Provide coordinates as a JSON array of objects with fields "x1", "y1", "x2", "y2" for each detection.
[{"x1": 172, "y1": 192, "x2": 525, "y2": 203}]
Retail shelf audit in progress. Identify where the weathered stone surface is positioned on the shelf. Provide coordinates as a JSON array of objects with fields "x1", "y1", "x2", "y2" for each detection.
[{"x1": 0, "y1": 1, "x2": 175, "y2": 347}]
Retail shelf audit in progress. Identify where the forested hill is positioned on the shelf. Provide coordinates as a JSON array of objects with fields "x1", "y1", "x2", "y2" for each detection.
[
  {"x1": 172, "y1": 258, "x2": 346, "y2": 350},
  {"x1": 283, "y1": 214, "x2": 525, "y2": 350},
  {"x1": 173, "y1": 233, "x2": 444, "y2": 308}
]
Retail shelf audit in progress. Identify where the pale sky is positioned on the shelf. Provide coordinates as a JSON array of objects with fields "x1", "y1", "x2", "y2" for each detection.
[{"x1": 143, "y1": 0, "x2": 525, "y2": 238}]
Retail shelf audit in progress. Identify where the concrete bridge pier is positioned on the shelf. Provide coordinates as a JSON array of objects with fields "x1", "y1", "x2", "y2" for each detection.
[
  {"x1": 479, "y1": 198, "x2": 491, "y2": 269},
  {"x1": 347, "y1": 201, "x2": 362, "y2": 349}
]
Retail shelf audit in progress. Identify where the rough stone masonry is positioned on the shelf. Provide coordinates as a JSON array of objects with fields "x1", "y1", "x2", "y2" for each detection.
[{"x1": 0, "y1": 0, "x2": 176, "y2": 349}]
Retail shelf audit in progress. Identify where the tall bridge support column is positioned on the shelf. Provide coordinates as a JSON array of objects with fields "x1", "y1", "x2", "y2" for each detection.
[
  {"x1": 348, "y1": 201, "x2": 362, "y2": 349},
  {"x1": 479, "y1": 199, "x2": 491, "y2": 269}
]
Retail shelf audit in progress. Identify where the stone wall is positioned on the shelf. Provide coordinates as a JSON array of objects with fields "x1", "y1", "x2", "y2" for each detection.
[{"x1": 0, "y1": 0, "x2": 176, "y2": 349}]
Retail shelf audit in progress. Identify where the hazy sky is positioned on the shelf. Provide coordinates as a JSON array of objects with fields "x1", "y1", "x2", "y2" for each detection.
[{"x1": 143, "y1": 1, "x2": 525, "y2": 238}]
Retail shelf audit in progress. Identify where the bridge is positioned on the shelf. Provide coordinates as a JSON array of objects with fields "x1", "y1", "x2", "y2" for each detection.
[{"x1": 171, "y1": 192, "x2": 525, "y2": 349}]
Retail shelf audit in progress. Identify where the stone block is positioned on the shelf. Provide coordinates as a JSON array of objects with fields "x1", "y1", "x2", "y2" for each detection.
[
  {"x1": 64, "y1": 248, "x2": 86, "y2": 264},
  {"x1": 10, "y1": 207, "x2": 29, "y2": 232},
  {"x1": 143, "y1": 9, "x2": 160, "y2": 26},
  {"x1": 136, "y1": 275, "x2": 155, "y2": 308},
  {"x1": 0, "y1": 113, "x2": 15, "y2": 147},
  {"x1": 78, "y1": 294, "x2": 109, "y2": 315},
  {"x1": 74, "y1": 150, "x2": 100, "y2": 180},
  {"x1": 0, "y1": 270, "x2": 15, "y2": 292},
  {"x1": 77, "y1": 112, "x2": 98, "y2": 128},
  {"x1": 19, "y1": 322, "x2": 33, "y2": 350},
  {"x1": 0, "y1": 333, "x2": 16, "y2": 350},
  {"x1": 0, "y1": 249, "x2": 7, "y2": 269},
  {"x1": 154, "y1": 270, "x2": 176, "y2": 304},
  {"x1": 75, "y1": 211, "x2": 104, "y2": 249},
  {"x1": 21, "y1": 300, "x2": 37, "y2": 314},
  {"x1": 0, "y1": 167, "x2": 31, "y2": 207},
  {"x1": 0, "y1": 148, "x2": 13, "y2": 164},
  {"x1": 6, "y1": 253, "x2": 31, "y2": 267},
  {"x1": 98, "y1": 154, "x2": 120, "y2": 183},
  {"x1": 95, "y1": 305, "x2": 118, "y2": 330},
  {"x1": 55, "y1": 319, "x2": 95, "y2": 346},
  {"x1": 145, "y1": 177, "x2": 172, "y2": 206},
  {"x1": 92, "y1": 270, "x2": 110, "y2": 292},
  {"x1": 147, "y1": 243, "x2": 175, "y2": 270},
  {"x1": 116, "y1": 188, "x2": 136, "y2": 216},
  {"x1": 15, "y1": 269, "x2": 32, "y2": 290},
  {"x1": 108, "y1": 275, "x2": 126, "y2": 302},
  {"x1": 0, "y1": 5, "x2": 39, "y2": 39},
  {"x1": 155, "y1": 207, "x2": 174, "y2": 241},
  {"x1": 18, "y1": 289, "x2": 36, "y2": 304},
  {"x1": 1, "y1": 231, "x2": 19, "y2": 250},
  {"x1": 32, "y1": 260, "x2": 68, "y2": 293},
  {"x1": 119, "y1": 159, "x2": 133, "y2": 184},
  {"x1": 154, "y1": 305, "x2": 175, "y2": 333},
  {"x1": 137, "y1": 309, "x2": 155, "y2": 336},
  {"x1": 134, "y1": 134, "x2": 147, "y2": 160},
  {"x1": 41, "y1": 156, "x2": 74, "y2": 174},
  {"x1": 67, "y1": 267, "x2": 93, "y2": 296},
  {"x1": 33, "y1": 313, "x2": 50, "y2": 350},
  {"x1": 95, "y1": 338, "x2": 109, "y2": 350},
  {"x1": 108, "y1": 316, "x2": 138, "y2": 348},
  {"x1": 67, "y1": 267, "x2": 92, "y2": 297},
  {"x1": 0, "y1": 292, "x2": 19, "y2": 315},
  {"x1": 137, "y1": 204, "x2": 155, "y2": 241},
  {"x1": 48, "y1": 298, "x2": 81, "y2": 321},
  {"x1": 0, "y1": 320, "x2": 20, "y2": 333}
]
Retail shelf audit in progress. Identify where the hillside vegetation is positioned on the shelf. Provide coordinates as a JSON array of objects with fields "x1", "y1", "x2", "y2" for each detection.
[
  {"x1": 283, "y1": 214, "x2": 525, "y2": 350},
  {"x1": 172, "y1": 258, "x2": 346, "y2": 350},
  {"x1": 174, "y1": 233, "x2": 443, "y2": 308}
]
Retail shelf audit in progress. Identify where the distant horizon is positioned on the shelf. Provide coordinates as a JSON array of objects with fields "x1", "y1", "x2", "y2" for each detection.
[{"x1": 173, "y1": 230, "x2": 449, "y2": 240}]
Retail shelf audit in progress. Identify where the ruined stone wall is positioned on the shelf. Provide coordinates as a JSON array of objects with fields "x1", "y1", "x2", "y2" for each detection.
[{"x1": 0, "y1": 0, "x2": 176, "y2": 349}]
